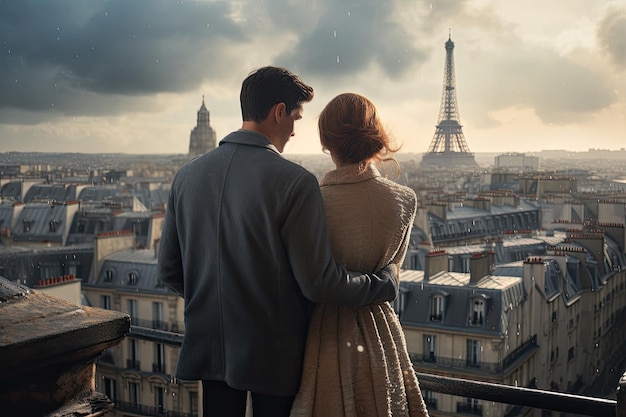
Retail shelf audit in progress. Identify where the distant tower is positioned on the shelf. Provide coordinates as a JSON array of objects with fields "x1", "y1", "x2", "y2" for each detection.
[
  {"x1": 420, "y1": 32, "x2": 478, "y2": 170},
  {"x1": 188, "y1": 96, "x2": 217, "y2": 158}
]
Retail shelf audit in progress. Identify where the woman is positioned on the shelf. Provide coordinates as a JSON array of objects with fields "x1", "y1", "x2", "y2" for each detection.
[{"x1": 291, "y1": 93, "x2": 429, "y2": 417}]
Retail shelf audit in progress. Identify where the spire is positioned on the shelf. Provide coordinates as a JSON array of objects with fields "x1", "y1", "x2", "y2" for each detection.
[
  {"x1": 197, "y1": 96, "x2": 209, "y2": 124},
  {"x1": 189, "y1": 96, "x2": 217, "y2": 157}
]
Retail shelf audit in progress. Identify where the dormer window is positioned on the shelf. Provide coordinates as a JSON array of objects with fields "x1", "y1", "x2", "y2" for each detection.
[
  {"x1": 471, "y1": 299, "x2": 485, "y2": 325},
  {"x1": 104, "y1": 269, "x2": 114, "y2": 282},
  {"x1": 128, "y1": 271, "x2": 139, "y2": 285},
  {"x1": 431, "y1": 294, "x2": 444, "y2": 321},
  {"x1": 393, "y1": 288, "x2": 409, "y2": 317},
  {"x1": 49, "y1": 219, "x2": 57, "y2": 232},
  {"x1": 23, "y1": 220, "x2": 32, "y2": 233}
]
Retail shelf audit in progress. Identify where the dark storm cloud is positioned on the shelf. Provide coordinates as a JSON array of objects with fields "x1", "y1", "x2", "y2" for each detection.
[
  {"x1": 597, "y1": 6, "x2": 626, "y2": 69},
  {"x1": 0, "y1": 0, "x2": 244, "y2": 116},
  {"x1": 275, "y1": 0, "x2": 429, "y2": 81}
]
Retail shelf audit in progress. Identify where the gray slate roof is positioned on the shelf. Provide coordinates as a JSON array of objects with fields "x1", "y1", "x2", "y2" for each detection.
[{"x1": 399, "y1": 269, "x2": 525, "y2": 336}]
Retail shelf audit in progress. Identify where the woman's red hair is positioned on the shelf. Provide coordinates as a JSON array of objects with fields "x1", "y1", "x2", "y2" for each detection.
[{"x1": 318, "y1": 93, "x2": 399, "y2": 165}]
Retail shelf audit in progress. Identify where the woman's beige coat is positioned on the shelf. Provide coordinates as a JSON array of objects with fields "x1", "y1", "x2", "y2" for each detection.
[{"x1": 291, "y1": 163, "x2": 430, "y2": 417}]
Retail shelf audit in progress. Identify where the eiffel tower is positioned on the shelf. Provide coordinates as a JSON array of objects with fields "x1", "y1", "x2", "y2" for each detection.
[{"x1": 420, "y1": 32, "x2": 479, "y2": 170}]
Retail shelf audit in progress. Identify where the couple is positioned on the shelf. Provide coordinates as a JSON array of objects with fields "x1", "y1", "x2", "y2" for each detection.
[{"x1": 158, "y1": 66, "x2": 429, "y2": 417}]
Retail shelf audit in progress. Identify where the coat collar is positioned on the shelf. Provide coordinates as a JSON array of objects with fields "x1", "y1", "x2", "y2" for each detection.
[
  {"x1": 320, "y1": 163, "x2": 380, "y2": 186},
  {"x1": 219, "y1": 129, "x2": 281, "y2": 155}
]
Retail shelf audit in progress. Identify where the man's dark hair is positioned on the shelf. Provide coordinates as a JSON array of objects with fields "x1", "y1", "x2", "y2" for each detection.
[{"x1": 240, "y1": 66, "x2": 314, "y2": 122}]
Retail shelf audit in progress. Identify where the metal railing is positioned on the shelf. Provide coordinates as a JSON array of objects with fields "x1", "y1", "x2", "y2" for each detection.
[
  {"x1": 126, "y1": 359, "x2": 141, "y2": 371},
  {"x1": 417, "y1": 372, "x2": 617, "y2": 417}
]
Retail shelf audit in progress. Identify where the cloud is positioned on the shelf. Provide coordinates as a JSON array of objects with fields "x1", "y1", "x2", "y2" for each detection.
[
  {"x1": 597, "y1": 5, "x2": 626, "y2": 70},
  {"x1": 0, "y1": 0, "x2": 245, "y2": 115},
  {"x1": 275, "y1": 0, "x2": 429, "y2": 82}
]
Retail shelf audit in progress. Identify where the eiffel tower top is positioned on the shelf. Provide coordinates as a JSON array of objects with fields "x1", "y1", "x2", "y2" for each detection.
[{"x1": 421, "y1": 32, "x2": 478, "y2": 170}]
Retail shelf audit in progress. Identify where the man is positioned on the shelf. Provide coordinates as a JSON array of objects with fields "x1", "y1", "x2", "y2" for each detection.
[{"x1": 158, "y1": 66, "x2": 398, "y2": 417}]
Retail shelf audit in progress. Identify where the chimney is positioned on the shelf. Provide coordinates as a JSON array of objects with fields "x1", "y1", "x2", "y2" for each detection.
[
  {"x1": 93, "y1": 231, "x2": 135, "y2": 280},
  {"x1": 597, "y1": 223, "x2": 624, "y2": 257},
  {"x1": 424, "y1": 250, "x2": 448, "y2": 280},
  {"x1": 568, "y1": 229, "x2": 606, "y2": 274},
  {"x1": 426, "y1": 202, "x2": 447, "y2": 221},
  {"x1": 469, "y1": 251, "x2": 494, "y2": 284}
]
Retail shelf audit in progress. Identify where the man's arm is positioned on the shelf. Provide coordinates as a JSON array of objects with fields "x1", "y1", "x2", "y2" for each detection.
[
  {"x1": 158, "y1": 186, "x2": 184, "y2": 296},
  {"x1": 281, "y1": 172, "x2": 398, "y2": 306}
]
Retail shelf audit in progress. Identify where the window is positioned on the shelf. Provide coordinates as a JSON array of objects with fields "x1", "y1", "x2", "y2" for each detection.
[
  {"x1": 423, "y1": 335, "x2": 437, "y2": 362},
  {"x1": 422, "y1": 390, "x2": 437, "y2": 410},
  {"x1": 128, "y1": 339, "x2": 140, "y2": 370},
  {"x1": 189, "y1": 391, "x2": 199, "y2": 414},
  {"x1": 462, "y1": 257, "x2": 471, "y2": 273},
  {"x1": 458, "y1": 397, "x2": 482, "y2": 416},
  {"x1": 23, "y1": 220, "x2": 31, "y2": 233},
  {"x1": 101, "y1": 295, "x2": 111, "y2": 310},
  {"x1": 128, "y1": 271, "x2": 138, "y2": 285},
  {"x1": 128, "y1": 381, "x2": 140, "y2": 405},
  {"x1": 155, "y1": 386, "x2": 165, "y2": 415},
  {"x1": 66, "y1": 262, "x2": 79, "y2": 277},
  {"x1": 431, "y1": 295, "x2": 444, "y2": 321},
  {"x1": 392, "y1": 289, "x2": 408, "y2": 317},
  {"x1": 471, "y1": 299, "x2": 485, "y2": 325},
  {"x1": 154, "y1": 343, "x2": 166, "y2": 374},
  {"x1": 467, "y1": 339, "x2": 481, "y2": 368},
  {"x1": 40, "y1": 263, "x2": 57, "y2": 280},
  {"x1": 153, "y1": 301, "x2": 165, "y2": 330},
  {"x1": 49, "y1": 219, "x2": 57, "y2": 232},
  {"x1": 103, "y1": 377, "x2": 117, "y2": 401},
  {"x1": 104, "y1": 269, "x2": 114, "y2": 282},
  {"x1": 127, "y1": 299, "x2": 138, "y2": 323}
]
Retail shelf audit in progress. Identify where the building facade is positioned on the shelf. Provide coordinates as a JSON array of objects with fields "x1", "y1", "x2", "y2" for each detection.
[{"x1": 84, "y1": 232, "x2": 200, "y2": 417}]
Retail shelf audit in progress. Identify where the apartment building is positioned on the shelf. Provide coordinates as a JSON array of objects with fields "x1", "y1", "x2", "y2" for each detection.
[
  {"x1": 83, "y1": 231, "x2": 199, "y2": 417},
  {"x1": 397, "y1": 220, "x2": 626, "y2": 417}
]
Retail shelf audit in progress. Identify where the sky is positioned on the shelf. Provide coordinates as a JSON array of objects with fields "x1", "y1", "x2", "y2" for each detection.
[{"x1": 1, "y1": 0, "x2": 625, "y2": 156}]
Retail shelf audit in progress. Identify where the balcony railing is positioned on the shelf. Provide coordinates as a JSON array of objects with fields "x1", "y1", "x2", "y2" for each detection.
[
  {"x1": 126, "y1": 359, "x2": 141, "y2": 370},
  {"x1": 413, "y1": 338, "x2": 538, "y2": 376},
  {"x1": 153, "y1": 362, "x2": 166, "y2": 374},
  {"x1": 131, "y1": 318, "x2": 184, "y2": 333},
  {"x1": 457, "y1": 401, "x2": 483, "y2": 416},
  {"x1": 502, "y1": 335, "x2": 538, "y2": 370},
  {"x1": 99, "y1": 350, "x2": 115, "y2": 365},
  {"x1": 424, "y1": 397, "x2": 438, "y2": 410},
  {"x1": 414, "y1": 354, "x2": 503, "y2": 373},
  {"x1": 115, "y1": 401, "x2": 197, "y2": 417},
  {"x1": 422, "y1": 352, "x2": 437, "y2": 363}
]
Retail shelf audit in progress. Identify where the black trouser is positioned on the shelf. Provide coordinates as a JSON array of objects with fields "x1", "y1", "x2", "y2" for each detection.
[{"x1": 202, "y1": 380, "x2": 295, "y2": 417}]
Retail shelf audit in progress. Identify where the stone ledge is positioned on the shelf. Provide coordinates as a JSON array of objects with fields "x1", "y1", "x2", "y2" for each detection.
[{"x1": 0, "y1": 277, "x2": 130, "y2": 416}]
